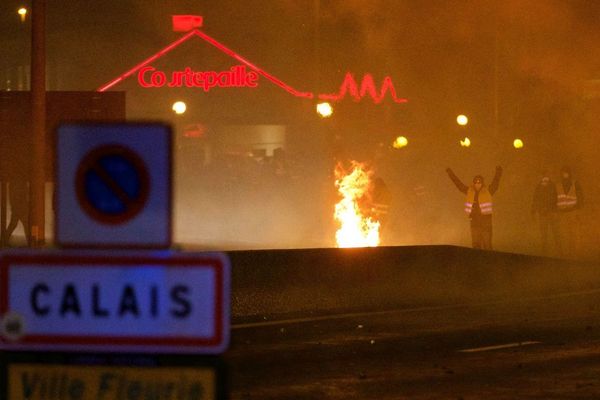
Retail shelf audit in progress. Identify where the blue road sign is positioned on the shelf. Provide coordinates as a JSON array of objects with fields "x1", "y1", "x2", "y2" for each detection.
[{"x1": 55, "y1": 123, "x2": 172, "y2": 248}]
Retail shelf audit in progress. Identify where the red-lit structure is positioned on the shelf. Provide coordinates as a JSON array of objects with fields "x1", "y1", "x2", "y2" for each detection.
[{"x1": 98, "y1": 26, "x2": 407, "y2": 105}]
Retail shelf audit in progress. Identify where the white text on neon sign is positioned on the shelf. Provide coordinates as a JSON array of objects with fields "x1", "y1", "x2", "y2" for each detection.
[{"x1": 137, "y1": 65, "x2": 259, "y2": 92}]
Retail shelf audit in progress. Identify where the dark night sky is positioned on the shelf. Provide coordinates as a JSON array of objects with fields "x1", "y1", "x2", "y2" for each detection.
[{"x1": 2, "y1": 1, "x2": 598, "y2": 91}]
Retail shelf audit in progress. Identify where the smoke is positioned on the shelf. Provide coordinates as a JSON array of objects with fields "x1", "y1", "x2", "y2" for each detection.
[
  {"x1": 173, "y1": 156, "x2": 335, "y2": 250},
  {"x1": 279, "y1": 0, "x2": 599, "y2": 87},
  {"x1": 18, "y1": 0, "x2": 596, "y2": 259}
]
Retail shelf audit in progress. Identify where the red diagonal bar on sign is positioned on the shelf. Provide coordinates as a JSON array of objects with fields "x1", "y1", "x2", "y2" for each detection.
[{"x1": 90, "y1": 162, "x2": 137, "y2": 208}]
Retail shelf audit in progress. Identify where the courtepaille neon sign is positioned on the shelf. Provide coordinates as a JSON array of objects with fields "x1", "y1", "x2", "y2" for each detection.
[
  {"x1": 138, "y1": 65, "x2": 259, "y2": 91},
  {"x1": 99, "y1": 24, "x2": 408, "y2": 105}
]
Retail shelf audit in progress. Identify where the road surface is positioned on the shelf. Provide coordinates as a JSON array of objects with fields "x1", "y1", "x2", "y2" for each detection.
[{"x1": 226, "y1": 289, "x2": 600, "y2": 399}]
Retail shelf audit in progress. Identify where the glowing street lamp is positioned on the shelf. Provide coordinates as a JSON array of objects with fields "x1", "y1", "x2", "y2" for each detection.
[
  {"x1": 456, "y1": 115, "x2": 468, "y2": 126},
  {"x1": 513, "y1": 138, "x2": 524, "y2": 149},
  {"x1": 392, "y1": 136, "x2": 408, "y2": 149},
  {"x1": 18, "y1": 7, "x2": 27, "y2": 22},
  {"x1": 460, "y1": 137, "x2": 471, "y2": 147},
  {"x1": 172, "y1": 101, "x2": 187, "y2": 115},
  {"x1": 316, "y1": 102, "x2": 333, "y2": 118}
]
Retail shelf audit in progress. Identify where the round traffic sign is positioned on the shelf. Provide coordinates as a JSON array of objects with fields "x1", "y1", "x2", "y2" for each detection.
[{"x1": 75, "y1": 144, "x2": 150, "y2": 225}]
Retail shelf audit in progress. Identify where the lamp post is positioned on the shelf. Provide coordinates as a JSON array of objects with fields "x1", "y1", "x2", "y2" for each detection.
[
  {"x1": 18, "y1": 7, "x2": 28, "y2": 22},
  {"x1": 30, "y1": 0, "x2": 46, "y2": 247}
]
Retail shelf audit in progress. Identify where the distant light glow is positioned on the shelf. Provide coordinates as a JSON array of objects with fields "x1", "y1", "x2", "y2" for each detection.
[
  {"x1": 460, "y1": 137, "x2": 471, "y2": 147},
  {"x1": 316, "y1": 102, "x2": 333, "y2": 118},
  {"x1": 392, "y1": 136, "x2": 408, "y2": 149},
  {"x1": 183, "y1": 123, "x2": 206, "y2": 138},
  {"x1": 172, "y1": 101, "x2": 187, "y2": 114},
  {"x1": 457, "y1": 115, "x2": 468, "y2": 126},
  {"x1": 513, "y1": 138, "x2": 524, "y2": 149},
  {"x1": 18, "y1": 7, "x2": 27, "y2": 22}
]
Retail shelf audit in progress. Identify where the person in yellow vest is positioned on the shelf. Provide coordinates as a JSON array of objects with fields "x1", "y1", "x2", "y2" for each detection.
[
  {"x1": 531, "y1": 171, "x2": 561, "y2": 256},
  {"x1": 556, "y1": 166, "x2": 583, "y2": 257},
  {"x1": 369, "y1": 177, "x2": 391, "y2": 223},
  {"x1": 446, "y1": 166, "x2": 503, "y2": 250}
]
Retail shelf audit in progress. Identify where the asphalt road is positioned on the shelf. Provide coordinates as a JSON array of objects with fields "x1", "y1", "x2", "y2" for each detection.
[{"x1": 225, "y1": 289, "x2": 600, "y2": 399}]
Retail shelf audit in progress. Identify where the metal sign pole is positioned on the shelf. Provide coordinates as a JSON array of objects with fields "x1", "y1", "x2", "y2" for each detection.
[
  {"x1": 1, "y1": 182, "x2": 7, "y2": 246},
  {"x1": 30, "y1": 0, "x2": 46, "y2": 247}
]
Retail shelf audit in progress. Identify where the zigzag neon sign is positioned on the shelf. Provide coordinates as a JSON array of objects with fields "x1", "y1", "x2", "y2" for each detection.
[
  {"x1": 98, "y1": 29, "x2": 408, "y2": 105},
  {"x1": 319, "y1": 73, "x2": 407, "y2": 104}
]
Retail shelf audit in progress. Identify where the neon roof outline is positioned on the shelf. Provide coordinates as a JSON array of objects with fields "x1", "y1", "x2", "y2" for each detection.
[
  {"x1": 98, "y1": 28, "x2": 407, "y2": 104},
  {"x1": 97, "y1": 29, "x2": 313, "y2": 98}
]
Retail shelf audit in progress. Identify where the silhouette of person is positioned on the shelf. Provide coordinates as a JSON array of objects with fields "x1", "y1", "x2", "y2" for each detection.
[
  {"x1": 531, "y1": 171, "x2": 560, "y2": 256},
  {"x1": 6, "y1": 179, "x2": 30, "y2": 246},
  {"x1": 555, "y1": 166, "x2": 583, "y2": 257},
  {"x1": 446, "y1": 166, "x2": 503, "y2": 250}
]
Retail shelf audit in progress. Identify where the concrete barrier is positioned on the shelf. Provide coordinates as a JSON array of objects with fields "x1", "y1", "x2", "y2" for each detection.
[{"x1": 228, "y1": 245, "x2": 600, "y2": 322}]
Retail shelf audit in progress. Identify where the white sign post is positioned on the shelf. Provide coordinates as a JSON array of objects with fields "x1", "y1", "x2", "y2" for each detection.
[{"x1": 0, "y1": 250, "x2": 230, "y2": 354}]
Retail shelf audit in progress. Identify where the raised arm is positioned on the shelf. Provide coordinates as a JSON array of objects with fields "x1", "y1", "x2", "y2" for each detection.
[
  {"x1": 488, "y1": 166, "x2": 503, "y2": 195},
  {"x1": 446, "y1": 168, "x2": 468, "y2": 194}
]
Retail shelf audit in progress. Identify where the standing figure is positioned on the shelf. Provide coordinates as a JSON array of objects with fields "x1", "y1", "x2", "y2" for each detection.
[
  {"x1": 556, "y1": 166, "x2": 583, "y2": 257},
  {"x1": 6, "y1": 179, "x2": 30, "y2": 246},
  {"x1": 446, "y1": 166, "x2": 503, "y2": 250},
  {"x1": 368, "y1": 177, "x2": 392, "y2": 243},
  {"x1": 369, "y1": 178, "x2": 391, "y2": 222},
  {"x1": 531, "y1": 172, "x2": 560, "y2": 256}
]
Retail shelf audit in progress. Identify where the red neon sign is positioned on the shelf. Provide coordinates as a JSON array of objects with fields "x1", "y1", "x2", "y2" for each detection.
[
  {"x1": 319, "y1": 73, "x2": 408, "y2": 104},
  {"x1": 172, "y1": 15, "x2": 203, "y2": 32},
  {"x1": 137, "y1": 65, "x2": 259, "y2": 91},
  {"x1": 98, "y1": 25, "x2": 408, "y2": 105}
]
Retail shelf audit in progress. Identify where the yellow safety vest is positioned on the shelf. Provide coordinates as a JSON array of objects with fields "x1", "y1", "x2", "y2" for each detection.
[
  {"x1": 371, "y1": 202, "x2": 390, "y2": 217},
  {"x1": 556, "y1": 182, "x2": 578, "y2": 210},
  {"x1": 465, "y1": 187, "x2": 493, "y2": 215}
]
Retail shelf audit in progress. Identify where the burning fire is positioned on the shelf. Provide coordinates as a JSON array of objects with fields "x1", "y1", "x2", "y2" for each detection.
[{"x1": 334, "y1": 161, "x2": 381, "y2": 248}]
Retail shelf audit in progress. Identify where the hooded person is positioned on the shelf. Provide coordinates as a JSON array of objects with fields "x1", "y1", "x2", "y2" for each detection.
[
  {"x1": 556, "y1": 166, "x2": 583, "y2": 257},
  {"x1": 556, "y1": 166, "x2": 583, "y2": 212},
  {"x1": 446, "y1": 166, "x2": 503, "y2": 250},
  {"x1": 531, "y1": 170, "x2": 560, "y2": 255}
]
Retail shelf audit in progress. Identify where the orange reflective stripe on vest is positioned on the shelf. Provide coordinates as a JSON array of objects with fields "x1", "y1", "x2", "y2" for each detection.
[
  {"x1": 556, "y1": 182, "x2": 578, "y2": 210},
  {"x1": 464, "y1": 187, "x2": 493, "y2": 215}
]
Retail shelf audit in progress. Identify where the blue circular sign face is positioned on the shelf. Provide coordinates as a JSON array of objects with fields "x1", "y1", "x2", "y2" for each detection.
[{"x1": 76, "y1": 145, "x2": 150, "y2": 225}]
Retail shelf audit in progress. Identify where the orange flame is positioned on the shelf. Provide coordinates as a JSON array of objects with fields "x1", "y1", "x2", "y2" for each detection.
[{"x1": 334, "y1": 161, "x2": 381, "y2": 248}]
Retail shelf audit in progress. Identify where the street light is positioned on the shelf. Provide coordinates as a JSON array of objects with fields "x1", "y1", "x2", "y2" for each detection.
[
  {"x1": 316, "y1": 102, "x2": 333, "y2": 118},
  {"x1": 460, "y1": 137, "x2": 471, "y2": 147},
  {"x1": 456, "y1": 115, "x2": 468, "y2": 126},
  {"x1": 172, "y1": 101, "x2": 186, "y2": 115},
  {"x1": 513, "y1": 138, "x2": 524, "y2": 149},
  {"x1": 392, "y1": 136, "x2": 408, "y2": 149},
  {"x1": 18, "y1": 7, "x2": 28, "y2": 22}
]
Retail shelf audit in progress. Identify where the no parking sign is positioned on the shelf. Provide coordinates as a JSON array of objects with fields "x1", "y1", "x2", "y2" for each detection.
[{"x1": 55, "y1": 123, "x2": 172, "y2": 248}]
